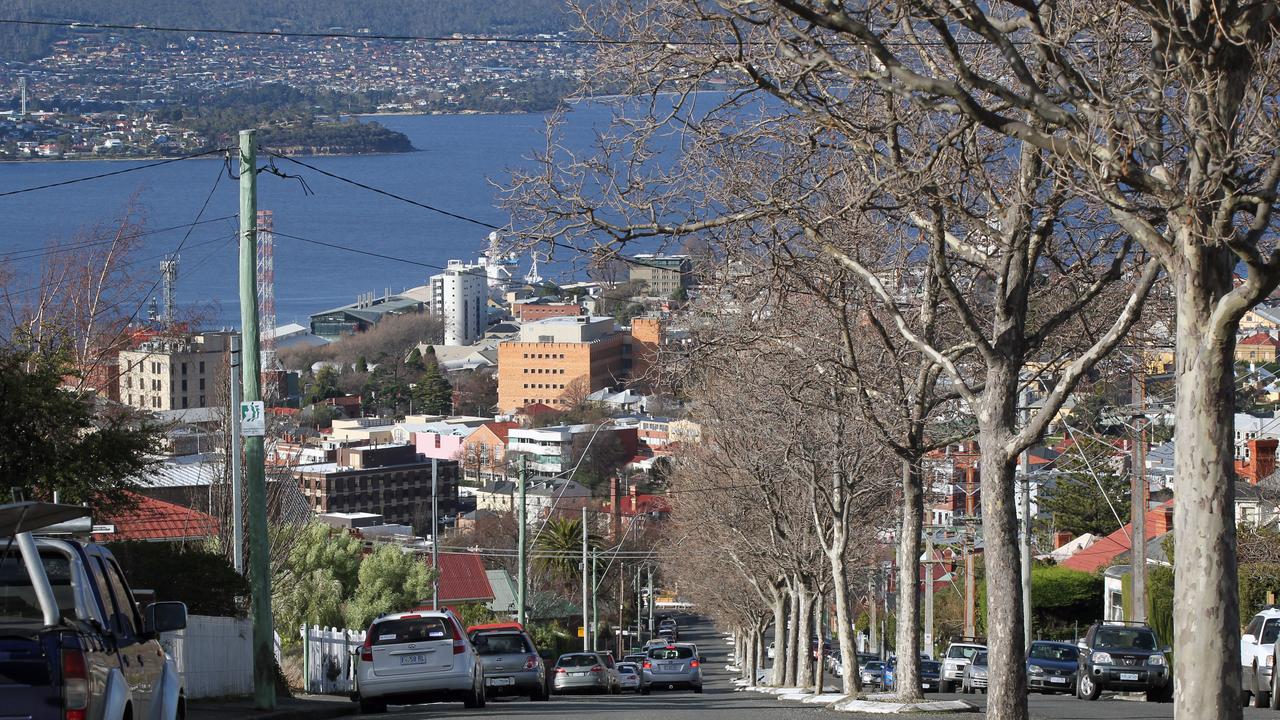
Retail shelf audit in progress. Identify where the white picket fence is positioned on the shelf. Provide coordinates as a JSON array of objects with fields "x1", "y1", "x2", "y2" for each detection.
[
  {"x1": 161, "y1": 615, "x2": 283, "y2": 699},
  {"x1": 301, "y1": 625, "x2": 367, "y2": 695}
]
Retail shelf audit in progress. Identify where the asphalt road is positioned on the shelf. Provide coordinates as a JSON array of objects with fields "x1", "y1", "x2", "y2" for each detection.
[{"x1": 352, "y1": 617, "x2": 1278, "y2": 720}]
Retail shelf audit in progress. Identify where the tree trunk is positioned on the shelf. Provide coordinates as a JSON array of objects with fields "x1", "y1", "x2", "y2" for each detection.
[
  {"x1": 829, "y1": 545, "x2": 861, "y2": 695},
  {"x1": 978, "y1": 390, "x2": 1029, "y2": 720},
  {"x1": 771, "y1": 591, "x2": 787, "y2": 686},
  {"x1": 1172, "y1": 258, "x2": 1242, "y2": 719},
  {"x1": 786, "y1": 583, "x2": 801, "y2": 686},
  {"x1": 895, "y1": 457, "x2": 925, "y2": 701},
  {"x1": 813, "y1": 591, "x2": 825, "y2": 695},
  {"x1": 748, "y1": 626, "x2": 759, "y2": 687},
  {"x1": 796, "y1": 586, "x2": 814, "y2": 688}
]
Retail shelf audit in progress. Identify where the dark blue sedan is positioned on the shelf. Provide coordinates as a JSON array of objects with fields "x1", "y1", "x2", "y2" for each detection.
[{"x1": 1026, "y1": 641, "x2": 1079, "y2": 694}]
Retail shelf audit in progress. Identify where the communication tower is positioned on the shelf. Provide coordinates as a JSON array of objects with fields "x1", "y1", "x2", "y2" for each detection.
[
  {"x1": 256, "y1": 210, "x2": 278, "y2": 371},
  {"x1": 18, "y1": 77, "x2": 27, "y2": 117},
  {"x1": 160, "y1": 255, "x2": 179, "y2": 326}
]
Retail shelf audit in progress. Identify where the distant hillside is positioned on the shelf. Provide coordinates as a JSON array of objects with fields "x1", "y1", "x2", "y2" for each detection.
[{"x1": 1, "y1": 0, "x2": 575, "y2": 60}]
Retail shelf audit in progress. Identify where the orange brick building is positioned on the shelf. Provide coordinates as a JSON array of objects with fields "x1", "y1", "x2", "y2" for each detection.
[
  {"x1": 497, "y1": 316, "x2": 627, "y2": 412},
  {"x1": 512, "y1": 300, "x2": 585, "y2": 322},
  {"x1": 629, "y1": 317, "x2": 662, "y2": 390}
]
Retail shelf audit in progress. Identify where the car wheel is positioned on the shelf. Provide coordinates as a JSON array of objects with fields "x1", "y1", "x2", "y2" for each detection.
[
  {"x1": 464, "y1": 672, "x2": 486, "y2": 709},
  {"x1": 1257, "y1": 667, "x2": 1272, "y2": 708},
  {"x1": 940, "y1": 680, "x2": 952, "y2": 693},
  {"x1": 532, "y1": 679, "x2": 550, "y2": 701},
  {"x1": 1078, "y1": 672, "x2": 1100, "y2": 701},
  {"x1": 357, "y1": 695, "x2": 387, "y2": 715},
  {"x1": 1272, "y1": 666, "x2": 1280, "y2": 710}
]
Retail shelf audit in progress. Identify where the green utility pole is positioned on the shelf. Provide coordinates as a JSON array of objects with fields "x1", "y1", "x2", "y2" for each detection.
[
  {"x1": 582, "y1": 506, "x2": 590, "y2": 652},
  {"x1": 517, "y1": 457, "x2": 527, "y2": 625},
  {"x1": 591, "y1": 551, "x2": 598, "y2": 651},
  {"x1": 238, "y1": 129, "x2": 275, "y2": 710}
]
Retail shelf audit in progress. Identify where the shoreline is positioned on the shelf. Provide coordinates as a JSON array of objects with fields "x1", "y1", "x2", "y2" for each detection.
[{"x1": 0, "y1": 147, "x2": 418, "y2": 165}]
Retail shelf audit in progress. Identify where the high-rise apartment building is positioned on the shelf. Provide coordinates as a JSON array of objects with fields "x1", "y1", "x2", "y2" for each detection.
[
  {"x1": 118, "y1": 331, "x2": 235, "y2": 411},
  {"x1": 431, "y1": 260, "x2": 488, "y2": 346},
  {"x1": 496, "y1": 316, "x2": 627, "y2": 412}
]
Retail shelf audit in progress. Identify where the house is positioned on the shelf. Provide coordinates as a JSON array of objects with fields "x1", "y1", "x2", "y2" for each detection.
[
  {"x1": 1060, "y1": 500, "x2": 1174, "y2": 573},
  {"x1": 458, "y1": 421, "x2": 521, "y2": 483},
  {"x1": 418, "y1": 552, "x2": 495, "y2": 608},
  {"x1": 473, "y1": 480, "x2": 519, "y2": 513},
  {"x1": 1237, "y1": 482, "x2": 1280, "y2": 528},
  {"x1": 92, "y1": 493, "x2": 220, "y2": 543},
  {"x1": 1241, "y1": 306, "x2": 1280, "y2": 334},
  {"x1": 513, "y1": 402, "x2": 560, "y2": 426},
  {"x1": 1238, "y1": 332, "x2": 1280, "y2": 364},
  {"x1": 526, "y1": 479, "x2": 594, "y2": 521},
  {"x1": 394, "y1": 421, "x2": 480, "y2": 462}
]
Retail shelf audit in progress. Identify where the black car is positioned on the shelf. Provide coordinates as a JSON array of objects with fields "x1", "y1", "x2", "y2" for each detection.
[
  {"x1": 1076, "y1": 621, "x2": 1171, "y2": 702},
  {"x1": 1026, "y1": 641, "x2": 1078, "y2": 694},
  {"x1": 921, "y1": 660, "x2": 942, "y2": 692}
]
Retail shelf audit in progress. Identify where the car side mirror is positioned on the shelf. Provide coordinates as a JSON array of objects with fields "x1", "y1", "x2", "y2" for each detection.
[
  {"x1": 144, "y1": 601, "x2": 187, "y2": 635},
  {"x1": 1244, "y1": 634, "x2": 1258, "y2": 645}
]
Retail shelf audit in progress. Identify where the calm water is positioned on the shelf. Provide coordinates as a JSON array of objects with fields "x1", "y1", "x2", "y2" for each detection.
[{"x1": 0, "y1": 105, "x2": 638, "y2": 327}]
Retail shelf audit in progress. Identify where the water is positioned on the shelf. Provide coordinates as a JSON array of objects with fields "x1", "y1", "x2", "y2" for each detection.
[{"x1": 0, "y1": 106, "x2": 631, "y2": 328}]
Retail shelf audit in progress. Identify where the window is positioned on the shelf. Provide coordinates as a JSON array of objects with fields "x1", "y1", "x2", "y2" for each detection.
[
  {"x1": 181, "y1": 362, "x2": 188, "y2": 375},
  {"x1": 199, "y1": 395, "x2": 205, "y2": 406},
  {"x1": 181, "y1": 397, "x2": 188, "y2": 409},
  {"x1": 199, "y1": 378, "x2": 205, "y2": 390},
  {"x1": 125, "y1": 376, "x2": 132, "y2": 389},
  {"x1": 181, "y1": 380, "x2": 187, "y2": 392},
  {"x1": 98, "y1": 558, "x2": 142, "y2": 638},
  {"x1": 199, "y1": 361, "x2": 205, "y2": 373}
]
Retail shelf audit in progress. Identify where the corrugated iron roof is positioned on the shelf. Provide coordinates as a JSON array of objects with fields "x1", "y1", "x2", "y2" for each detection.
[{"x1": 424, "y1": 552, "x2": 495, "y2": 604}]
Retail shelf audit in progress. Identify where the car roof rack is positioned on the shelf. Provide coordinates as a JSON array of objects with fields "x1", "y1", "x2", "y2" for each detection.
[{"x1": 1095, "y1": 619, "x2": 1151, "y2": 627}]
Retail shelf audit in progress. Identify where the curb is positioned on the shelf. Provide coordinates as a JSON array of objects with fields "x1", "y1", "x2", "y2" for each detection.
[
  {"x1": 831, "y1": 697, "x2": 979, "y2": 714},
  {"x1": 188, "y1": 698, "x2": 357, "y2": 720}
]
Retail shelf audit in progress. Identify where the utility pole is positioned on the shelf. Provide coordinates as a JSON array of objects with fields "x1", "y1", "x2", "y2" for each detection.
[
  {"x1": 229, "y1": 335, "x2": 244, "y2": 575},
  {"x1": 618, "y1": 560, "x2": 626, "y2": 659},
  {"x1": 517, "y1": 457, "x2": 527, "y2": 625},
  {"x1": 582, "y1": 506, "x2": 590, "y2": 652},
  {"x1": 591, "y1": 551, "x2": 599, "y2": 651},
  {"x1": 431, "y1": 458, "x2": 439, "y2": 609},
  {"x1": 647, "y1": 565, "x2": 654, "y2": 635},
  {"x1": 238, "y1": 129, "x2": 274, "y2": 711},
  {"x1": 868, "y1": 573, "x2": 878, "y2": 656},
  {"x1": 963, "y1": 465, "x2": 977, "y2": 638},
  {"x1": 1130, "y1": 369, "x2": 1148, "y2": 621},
  {"x1": 924, "y1": 529, "x2": 935, "y2": 657}
]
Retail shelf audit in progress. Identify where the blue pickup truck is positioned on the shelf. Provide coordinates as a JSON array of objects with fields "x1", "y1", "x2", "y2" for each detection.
[{"x1": 0, "y1": 501, "x2": 188, "y2": 720}]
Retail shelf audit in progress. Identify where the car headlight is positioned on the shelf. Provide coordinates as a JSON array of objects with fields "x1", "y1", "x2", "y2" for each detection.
[
  {"x1": 1267, "y1": 655, "x2": 1275, "y2": 668},
  {"x1": 1148, "y1": 654, "x2": 1166, "y2": 666},
  {"x1": 1091, "y1": 651, "x2": 1113, "y2": 664},
  {"x1": 974, "y1": 670, "x2": 988, "y2": 678},
  {"x1": 1028, "y1": 665, "x2": 1045, "y2": 674}
]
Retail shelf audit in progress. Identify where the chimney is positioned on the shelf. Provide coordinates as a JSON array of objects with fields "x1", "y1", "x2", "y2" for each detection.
[
  {"x1": 1052, "y1": 530, "x2": 1075, "y2": 549},
  {"x1": 630, "y1": 483, "x2": 639, "y2": 514},
  {"x1": 1248, "y1": 438, "x2": 1278, "y2": 485}
]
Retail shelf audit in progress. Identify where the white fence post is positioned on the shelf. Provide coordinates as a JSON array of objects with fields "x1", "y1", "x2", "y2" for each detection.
[{"x1": 298, "y1": 624, "x2": 365, "y2": 695}]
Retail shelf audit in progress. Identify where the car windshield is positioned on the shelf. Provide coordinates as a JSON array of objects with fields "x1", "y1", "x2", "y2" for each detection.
[
  {"x1": 1094, "y1": 627, "x2": 1158, "y2": 650},
  {"x1": 1029, "y1": 643, "x2": 1079, "y2": 661},
  {"x1": 0, "y1": 550, "x2": 77, "y2": 628},
  {"x1": 865, "y1": 662, "x2": 884, "y2": 671},
  {"x1": 947, "y1": 645, "x2": 983, "y2": 660},
  {"x1": 648, "y1": 646, "x2": 694, "y2": 660},
  {"x1": 557, "y1": 654, "x2": 600, "y2": 667},
  {"x1": 922, "y1": 661, "x2": 942, "y2": 672},
  {"x1": 972, "y1": 652, "x2": 988, "y2": 667},
  {"x1": 472, "y1": 632, "x2": 530, "y2": 655},
  {"x1": 371, "y1": 616, "x2": 452, "y2": 646}
]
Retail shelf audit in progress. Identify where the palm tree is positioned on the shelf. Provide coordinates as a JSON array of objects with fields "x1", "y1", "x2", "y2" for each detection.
[{"x1": 535, "y1": 517, "x2": 603, "y2": 583}]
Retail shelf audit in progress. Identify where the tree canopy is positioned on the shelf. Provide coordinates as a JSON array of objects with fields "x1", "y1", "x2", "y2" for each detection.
[{"x1": 344, "y1": 544, "x2": 434, "y2": 629}]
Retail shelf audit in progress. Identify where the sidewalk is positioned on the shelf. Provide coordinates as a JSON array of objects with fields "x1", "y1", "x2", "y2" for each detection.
[{"x1": 188, "y1": 694, "x2": 356, "y2": 720}]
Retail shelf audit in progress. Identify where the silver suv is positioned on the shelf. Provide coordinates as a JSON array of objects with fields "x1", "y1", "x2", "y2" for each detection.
[
  {"x1": 939, "y1": 639, "x2": 986, "y2": 693},
  {"x1": 353, "y1": 609, "x2": 485, "y2": 714},
  {"x1": 641, "y1": 642, "x2": 703, "y2": 694}
]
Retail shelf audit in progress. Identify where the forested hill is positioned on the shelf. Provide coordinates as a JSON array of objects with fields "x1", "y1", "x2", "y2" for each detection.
[{"x1": 2, "y1": 0, "x2": 574, "y2": 59}]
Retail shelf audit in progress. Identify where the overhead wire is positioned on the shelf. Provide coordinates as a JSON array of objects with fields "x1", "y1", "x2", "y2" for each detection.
[
  {"x1": 0, "y1": 147, "x2": 230, "y2": 199},
  {"x1": 1, "y1": 215, "x2": 236, "y2": 263}
]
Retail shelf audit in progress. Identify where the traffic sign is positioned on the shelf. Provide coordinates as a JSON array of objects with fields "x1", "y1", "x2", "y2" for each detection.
[{"x1": 240, "y1": 400, "x2": 265, "y2": 436}]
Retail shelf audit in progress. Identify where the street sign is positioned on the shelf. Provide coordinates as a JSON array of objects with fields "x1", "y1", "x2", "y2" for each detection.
[
  {"x1": 240, "y1": 400, "x2": 265, "y2": 436},
  {"x1": 577, "y1": 626, "x2": 586, "y2": 638}
]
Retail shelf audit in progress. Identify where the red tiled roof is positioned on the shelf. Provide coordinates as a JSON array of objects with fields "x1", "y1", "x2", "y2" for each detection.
[
  {"x1": 482, "y1": 421, "x2": 520, "y2": 442},
  {"x1": 1060, "y1": 500, "x2": 1174, "y2": 573},
  {"x1": 517, "y1": 402, "x2": 559, "y2": 416},
  {"x1": 1241, "y1": 332, "x2": 1280, "y2": 347},
  {"x1": 420, "y1": 552, "x2": 494, "y2": 605},
  {"x1": 92, "y1": 492, "x2": 221, "y2": 542}
]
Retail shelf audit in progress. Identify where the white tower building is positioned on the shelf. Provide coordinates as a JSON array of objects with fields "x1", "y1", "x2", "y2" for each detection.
[{"x1": 431, "y1": 260, "x2": 488, "y2": 346}]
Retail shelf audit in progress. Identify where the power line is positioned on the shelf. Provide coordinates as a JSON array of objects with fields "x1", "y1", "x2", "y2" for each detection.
[
  {"x1": 0, "y1": 147, "x2": 229, "y2": 199},
  {"x1": 1, "y1": 215, "x2": 236, "y2": 263}
]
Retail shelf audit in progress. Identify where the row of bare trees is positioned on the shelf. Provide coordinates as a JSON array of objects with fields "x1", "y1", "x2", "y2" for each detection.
[{"x1": 505, "y1": 0, "x2": 1273, "y2": 716}]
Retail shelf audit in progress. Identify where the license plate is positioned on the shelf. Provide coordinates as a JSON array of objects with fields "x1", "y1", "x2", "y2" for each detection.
[
  {"x1": 1120, "y1": 672, "x2": 1139, "y2": 681},
  {"x1": 570, "y1": 671, "x2": 587, "y2": 676},
  {"x1": 661, "y1": 664, "x2": 680, "y2": 671},
  {"x1": 487, "y1": 677, "x2": 514, "y2": 686},
  {"x1": 399, "y1": 654, "x2": 428, "y2": 665},
  {"x1": 922, "y1": 683, "x2": 932, "y2": 689},
  {"x1": 1050, "y1": 677, "x2": 1067, "y2": 684}
]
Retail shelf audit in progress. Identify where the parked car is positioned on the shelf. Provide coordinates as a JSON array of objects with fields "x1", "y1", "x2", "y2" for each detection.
[
  {"x1": 553, "y1": 652, "x2": 619, "y2": 694},
  {"x1": 1026, "y1": 640, "x2": 1079, "y2": 694},
  {"x1": 616, "y1": 662, "x2": 642, "y2": 691},
  {"x1": 1, "y1": 501, "x2": 189, "y2": 720},
  {"x1": 467, "y1": 622, "x2": 549, "y2": 701},
  {"x1": 623, "y1": 653, "x2": 648, "y2": 665},
  {"x1": 354, "y1": 609, "x2": 485, "y2": 714},
  {"x1": 767, "y1": 641, "x2": 776, "y2": 660},
  {"x1": 939, "y1": 639, "x2": 986, "y2": 693},
  {"x1": 641, "y1": 643, "x2": 703, "y2": 694},
  {"x1": 857, "y1": 652, "x2": 880, "y2": 671},
  {"x1": 921, "y1": 660, "x2": 942, "y2": 691},
  {"x1": 1242, "y1": 607, "x2": 1280, "y2": 708},
  {"x1": 961, "y1": 651, "x2": 989, "y2": 694},
  {"x1": 860, "y1": 660, "x2": 886, "y2": 689},
  {"x1": 1075, "y1": 621, "x2": 1171, "y2": 702}
]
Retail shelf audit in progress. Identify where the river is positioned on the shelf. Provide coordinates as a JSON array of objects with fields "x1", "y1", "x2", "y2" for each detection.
[{"x1": 0, "y1": 105, "x2": 637, "y2": 328}]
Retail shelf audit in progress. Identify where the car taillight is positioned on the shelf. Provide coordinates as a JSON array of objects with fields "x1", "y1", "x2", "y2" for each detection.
[
  {"x1": 62, "y1": 647, "x2": 89, "y2": 720},
  {"x1": 525, "y1": 655, "x2": 539, "y2": 670},
  {"x1": 690, "y1": 660, "x2": 699, "y2": 668},
  {"x1": 360, "y1": 633, "x2": 373, "y2": 662},
  {"x1": 448, "y1": 617, "x2": 467, "y2": 654},
  {"x1": 642, "y1": 661, "x2": 652, "y2": 670},
  {"x1": 556, "y1": 667, "x2": 567, "y2": 674},
  {"x1": 590, "y1": 665, "x2": 603, "y2": 673}
]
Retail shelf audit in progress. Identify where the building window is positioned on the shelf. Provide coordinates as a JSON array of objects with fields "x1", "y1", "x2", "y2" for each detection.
[
  {"x1": 199, "y1": 378, "x2": 205, "y2": 390},
  {"x1": 181, "y1": 397, "x2": 188, "y2": 409},
  {"x1": 199, "y1": 395, "x2": 205, "y2": 406},
  {"x1": 181, "y1": 379, "x2": 188, "y2": 392},
  {"x1": 181, "y1": 362, "x2": 188, "y2": 375},
  {"x1": 199, "y1": 361, "x2": 205, "y2": 373}
]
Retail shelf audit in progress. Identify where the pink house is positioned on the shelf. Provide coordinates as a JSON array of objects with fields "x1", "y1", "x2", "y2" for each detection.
[{"x1": 400, "y1": 421, "x2": 480, "y2": 461}]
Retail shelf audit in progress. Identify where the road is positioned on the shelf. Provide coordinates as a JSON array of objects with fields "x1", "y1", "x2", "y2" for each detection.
[{"x1": 351, "y1": 616, "x2": 1277, "y2": 720}]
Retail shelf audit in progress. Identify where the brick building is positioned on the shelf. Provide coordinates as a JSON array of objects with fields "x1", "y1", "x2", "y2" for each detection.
[
  {"x1": 512, "y1": 299, "x2": 585, "y2": 322},
  {"x1": 496, "y1": 316, "x2": 627, "y2": 412},
  {"x1": 118, "y1": 331, "x2": 235, "y2": 411},
  {"x1": 294, "y1": 444, "x2": 459, "y2": 528}
]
